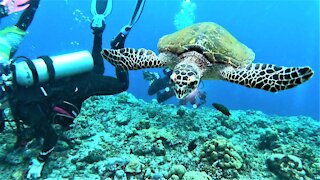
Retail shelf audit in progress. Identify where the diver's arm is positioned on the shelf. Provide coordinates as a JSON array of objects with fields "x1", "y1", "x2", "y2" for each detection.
[
  {"x1": 10, "y1": 0, "x2": 40, "y2": 58},
  {"x1": 70, "y1": 73, "x2": 128, "y2": 99},
  {"x1": 156, "y1": 89, "x2": 175, "y2": 103},
  {"x1": 110, "y1": 26, "x2": 131, "y2": 49},
  {"x1": 110, "y1": 26, "x2": 131, "y2": 86},
  {"x1": 15, "y1": 0, "x2": 40, "y2": 31},
  {"x1": 91, "y1": 23, "x2": 105, "y2": 75},
  {"x1": 109, "y1": 0, "x2": 146, "y2": 85}
]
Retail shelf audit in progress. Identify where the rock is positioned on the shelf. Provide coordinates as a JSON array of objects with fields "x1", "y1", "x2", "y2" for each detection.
[
  {"x1": 169, "y1": 174, "x2": 179, "y2": 180},
  {"x1": 115, "y1": 114, "x2": 131, "y2": 126},
  {"x1": 153, "y1": 140, "x2": 166, "y2": 156},
  {"x1": 258, "y1": 128, "x2": 279, "y2": 150},
  {"x1": 82, "y1": 149, "x2": 105, "y2": 164},
  {"x1": 182, "y1": 171, "x2": 212, "y2": 180},
  {"x1": 74, "y1": 174, "x2": 101, "y2": 180},
  {"x1": 148, "y1": 110, "x2": 158, "y2": 118},
  {"x1": 144, "y1": 168, "x2": 152, "y2": 179},
  {"x1": 114, "y1": 170, "x2": 127, "y2": 180},
  {"x1": 200, "y1": 137, "x2": 243, "y2": 170},
  {"x1": 169, "y1": 164, "x2": 187, "y2": 178},
  {"x1": 177, "y1": 108, "x2": 186, "y2": 117},
  {"x1": 266, "y1": 154, "x2": 307, "y2": 180},
  {"x1": 199, "y1": 137, "x2": 243, "y2": 179},
  {"x1": 95, "y1": 157, "x2": 128, "y2": 176},
  {"x1": 136, "y1": 119, "x2": 151, "y2": 130},
  {"x1": 132, "y1": 142, "x2": 153, "y2": 156},
  {"x1": 152, "y1": 172, "x2": 165, "y2": 180},
  {"x1": 216, "y1": 126, "x2": 233, "y2": 138},
  {"x1": 125, "y1": 159, "x2": 143, "y2": 174}
]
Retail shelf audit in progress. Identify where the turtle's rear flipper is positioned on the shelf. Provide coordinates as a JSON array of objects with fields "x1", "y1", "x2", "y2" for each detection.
[
  {"x1": 221, "y1": 63, "x2": 314, "y2": 92},
  {"x1": 101, "y1": 48, "x2": 168, "y2": 70}
]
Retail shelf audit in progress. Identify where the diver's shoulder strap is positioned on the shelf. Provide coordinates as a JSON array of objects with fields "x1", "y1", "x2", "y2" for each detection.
[
  {"x1": 24, "y1": 58, "x2": 39, "y2": 85},
  {"x1": 38, "y1": 56, "x2": 55, "y2": 84}
]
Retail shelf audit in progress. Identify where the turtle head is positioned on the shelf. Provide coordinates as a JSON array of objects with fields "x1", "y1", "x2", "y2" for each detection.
[{"x1": 170, "y1": 62, "x2": 201, "y2": 99}]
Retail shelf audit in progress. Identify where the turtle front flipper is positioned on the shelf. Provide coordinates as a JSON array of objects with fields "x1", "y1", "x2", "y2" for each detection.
[
  {"x1": 101, "y1": 48, "x2": 169, "y2": 70},
  {"x1": 221, "y1": 63, "x2": 314, "y2": 92}
]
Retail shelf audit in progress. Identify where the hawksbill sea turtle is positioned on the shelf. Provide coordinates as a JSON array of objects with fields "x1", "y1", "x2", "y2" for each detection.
[{"x1": 101, "y1": 22, "x2": 314, "y2": 99}]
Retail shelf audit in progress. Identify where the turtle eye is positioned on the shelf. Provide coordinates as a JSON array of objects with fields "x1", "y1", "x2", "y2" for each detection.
[{"x1": 171, "y1": 74, "x2": 177, "y2": 81}]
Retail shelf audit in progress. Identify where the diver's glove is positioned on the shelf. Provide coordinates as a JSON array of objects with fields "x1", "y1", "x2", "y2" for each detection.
[
  {"x1": 0, "y1": 0, "x2": 30, "y2": 16},
  {"x1": 110, "y1": 25, "x2": 131, "y2": 49},
  {"x1": 91, "y1": 20, "x2": 105, "y2": 34},
  {"x1": 0, "y1": 5, "x2": 9, "y2": 18},
  {"x1": 0, "y1": 63, "x2": 10, "y2": 76},
  {"x1": 27, "y1": 158, "x2": 45, "y2": 179},
  {"x1": 0, "y1": 62, "x2": 13, "y2": 88}
]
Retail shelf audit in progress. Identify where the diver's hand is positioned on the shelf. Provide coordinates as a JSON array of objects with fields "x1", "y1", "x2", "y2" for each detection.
[
  {"x1": 110, "y1": 25, "x2": 131, "y2": 49},
  {"x1": 0, "y1": 63, "x2": 10, "y2": 76},
  {"x1": 0, "y1": 0, "x2": 30, "y2": 15},
  {"x1": 27, "y1": 159, "x2": 44, "y2": 179},
  {"x1": 91, "y1": 20, "x2": 105, "y2": 34}
]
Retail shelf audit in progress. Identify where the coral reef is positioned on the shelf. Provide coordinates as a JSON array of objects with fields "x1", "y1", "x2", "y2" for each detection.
[
  {"x1": 0, "y1": 92, "x2": 319, "y2": 180},
  {"x1": 266, "y1": 154, "x2": 306, "y2": 180},
  {"x1": 182, "y1": 171, "x2": 211, "y2": 180},
  {"x1": 199, "y1": 137, "x2": 243, "y2": 178}
]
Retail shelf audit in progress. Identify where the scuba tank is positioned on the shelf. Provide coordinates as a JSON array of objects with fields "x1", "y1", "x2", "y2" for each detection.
[{"x1": 14, "y1": 50, "x2": 94, "y2": 86}]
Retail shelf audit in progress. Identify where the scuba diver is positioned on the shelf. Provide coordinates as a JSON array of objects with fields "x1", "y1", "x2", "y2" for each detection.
[
  {"x1": 0, "y1": 0, "x2": 146, "y2": 179},
  {"x1": 0, "y1": 0, "x2": 39, "y2": 130},
  {"x1": 0, "y1": 0, "x2": 30, "y2": 18},
  {"x1": 143, "y1": 68, "x2": 207, "y2": 107},
  {"x1": 179, "y1": 87, "x2": 207, "y2": 108},
  {"x1": 143, "y1": 68, "x2": 176, "y2": 103}
]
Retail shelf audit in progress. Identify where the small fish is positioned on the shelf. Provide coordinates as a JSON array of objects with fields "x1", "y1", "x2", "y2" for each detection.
[
  {"x1": 212, "y1": 103, "x2": 231, "y2": 116},
  {"x1": 188, "y1": 139, "x2": 197, "y2": 151}
]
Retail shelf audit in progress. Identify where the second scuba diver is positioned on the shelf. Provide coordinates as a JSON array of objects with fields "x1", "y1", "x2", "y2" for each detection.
[{"x1": 143, "y1": 68, "x2": 207, "y2": 107}]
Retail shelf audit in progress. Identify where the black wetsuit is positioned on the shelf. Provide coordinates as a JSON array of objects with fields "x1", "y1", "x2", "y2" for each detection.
[
  {"x1": 148, "y1": 69, "x2": 175, "y2": 103},
  {"x1": 6, "y1": 0, "x2": 129, "y2": 162},
  {"x1": 2, "y1": 0, "x2": 145, "y2": 163},
  {"x1": 10, "y1": 30, "x2": 128, "y2": 161}
]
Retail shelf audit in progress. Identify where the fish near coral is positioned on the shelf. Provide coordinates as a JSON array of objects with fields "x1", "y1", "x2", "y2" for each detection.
[
  {"x1": 212, "y1": 103, "x2": 231, "y2": 116},
  {"x1": 188, "y1": 139, "x2": 197, "y2": 151}
]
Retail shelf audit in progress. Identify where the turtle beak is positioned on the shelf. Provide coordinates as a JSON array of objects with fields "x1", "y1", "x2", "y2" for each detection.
[
  {"x1": 173, "y1": 85, "x2": 188, "y2": 99},
  {"x1": 171, "y1": 73, "x2": 187, "y2": 99}
]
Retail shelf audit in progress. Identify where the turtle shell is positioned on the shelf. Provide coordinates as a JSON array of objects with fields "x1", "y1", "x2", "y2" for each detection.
[{"x1": 158, "y1": 22, "x2": 255, "y2": 68}]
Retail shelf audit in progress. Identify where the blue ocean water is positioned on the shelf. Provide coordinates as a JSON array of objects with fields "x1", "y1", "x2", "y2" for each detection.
[{"x1": 1, "y1": 0, "x2": 319, "y2": 119}]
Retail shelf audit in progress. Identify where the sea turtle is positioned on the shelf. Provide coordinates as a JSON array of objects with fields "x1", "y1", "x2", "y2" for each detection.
[{"x1": 101, "y1": 22, "x2": 314, "y2": 99}]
